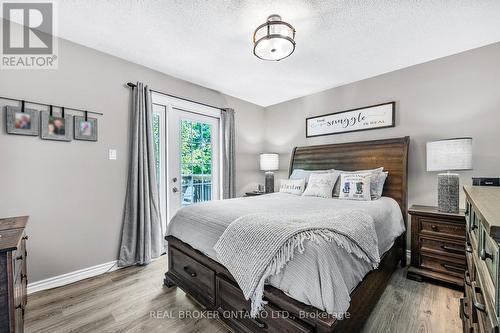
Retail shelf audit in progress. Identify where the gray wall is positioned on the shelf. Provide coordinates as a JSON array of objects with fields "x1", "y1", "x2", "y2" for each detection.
[
  {"x1": 0, "y1": 37, "x2": 265, "y2": 282},
  {"x1": 265, "y1": 42, "x2": 500, "y2": 216}
]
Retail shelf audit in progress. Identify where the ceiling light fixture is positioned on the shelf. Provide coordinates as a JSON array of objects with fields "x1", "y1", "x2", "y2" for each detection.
[{"x1": 253, "y1": 14, "x2": 296, "y2": 61}]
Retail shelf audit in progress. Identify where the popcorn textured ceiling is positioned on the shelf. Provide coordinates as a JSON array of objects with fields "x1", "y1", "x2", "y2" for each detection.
[{"x1": 49, "y1": 1, "x2": 500, "y2": 106}]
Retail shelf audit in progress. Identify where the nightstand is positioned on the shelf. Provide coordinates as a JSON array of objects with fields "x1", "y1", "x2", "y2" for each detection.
[
  {"x1": 243, "y1": 191, "x2": 267, "y2": 197},
  {"x1": 407, "y1": 205, "x2": 466, "y2": 287}
]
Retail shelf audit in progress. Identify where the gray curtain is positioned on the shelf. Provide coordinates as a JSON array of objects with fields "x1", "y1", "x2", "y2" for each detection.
[
  {"x1": 118, "y1": 82, "x2": 164, "y2": 267},
  {"x1": 221, "y1": 108, "x2": 236, "y2": 199}
]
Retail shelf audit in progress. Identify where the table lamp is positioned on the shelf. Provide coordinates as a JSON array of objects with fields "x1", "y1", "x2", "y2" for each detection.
[
  {"x1": 260, "y1": 153, "x2": 279, "y2": 193},
  {"x1": 426, "y1": 138, "x2": 472, "y2": 213}
]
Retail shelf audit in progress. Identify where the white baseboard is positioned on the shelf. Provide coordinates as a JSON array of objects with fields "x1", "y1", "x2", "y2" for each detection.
[{"x1": 27, "y1": 260, "x2": 119, "y2": 295}]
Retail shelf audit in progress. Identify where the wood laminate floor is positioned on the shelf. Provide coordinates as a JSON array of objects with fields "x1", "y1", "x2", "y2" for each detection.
[{"x1": 26, "y1": 256, "x2": 463, "y2": 333}]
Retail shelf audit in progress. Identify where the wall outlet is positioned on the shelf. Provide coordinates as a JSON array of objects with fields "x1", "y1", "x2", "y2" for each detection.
[{"x1": 108, "y1": 149, "x2": 117, "y2": 160}]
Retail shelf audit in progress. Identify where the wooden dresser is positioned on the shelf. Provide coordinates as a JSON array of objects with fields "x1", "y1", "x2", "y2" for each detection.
[
  {"x1": 0, "y1": 216, "x2": 28, "y2": 333},
  {"x1": 407, "y1": 205, "x2": 466, "y2": 287},
  {"x1": 462, "y1": 186, "x2": 500, "y2": 332}
]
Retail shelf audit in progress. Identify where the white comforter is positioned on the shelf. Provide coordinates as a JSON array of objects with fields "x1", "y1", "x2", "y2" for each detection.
[{"x1": 166, "y1": 193, "x2": 404, "y2": 316}]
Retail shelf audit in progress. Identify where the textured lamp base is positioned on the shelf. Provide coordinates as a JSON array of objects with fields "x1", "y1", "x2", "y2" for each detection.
[
  {"x1": 265, "y1": 172, "x2": 275, "y2": 193},
  {"x1": 438, "y1": 173, "x2": 460, "y2": 214}
]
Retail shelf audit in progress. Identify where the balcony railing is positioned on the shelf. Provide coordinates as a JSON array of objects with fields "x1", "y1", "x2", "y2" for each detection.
[{"x1": 181, "y1": 174, "x2": 212, "y2": 206}]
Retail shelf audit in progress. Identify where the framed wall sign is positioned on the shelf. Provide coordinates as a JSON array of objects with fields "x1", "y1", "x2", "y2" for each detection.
[{"x1": 306, "y1": 102, "x2": 395, "y2": 138}]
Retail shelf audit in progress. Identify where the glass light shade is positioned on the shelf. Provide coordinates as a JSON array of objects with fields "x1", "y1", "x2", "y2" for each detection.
[
  {"x1": 253, "y1": 15, "x2": 296, "y2": 61},
  {"x1": 426, "y1": 138, "x2": 473, "y2": 172},
  {"x1": 260, "y1": 153, "x2": 279, "y2": 171}
]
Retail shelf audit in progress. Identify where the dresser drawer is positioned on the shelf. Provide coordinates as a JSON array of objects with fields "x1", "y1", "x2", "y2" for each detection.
[
  {"x1": 217, "y1": 276, "x2": 312, "y2": 333},
  {"x1": 471, "y1": 279, "x2": 497, "y2": 333},
  {"x1": 420, "y1": 254, "x2": 465, "y2": 277},
  {"x1": 420, "y1": 236, "x2": 465, "y2": 259},
  {"x1": 169, "y1": 247, "x2": 215, "y2": 305},
  {"x1": 420, "y1": 218, "x2": 465, "y2": 240},
  {"x1": 479, "y1": 227, "x2": 499, "y2": 295}
]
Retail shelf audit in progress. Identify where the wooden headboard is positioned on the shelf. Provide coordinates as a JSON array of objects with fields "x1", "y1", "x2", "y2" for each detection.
[{"x1": 289, "y1": 136, "x2": 410, "y2": 221}]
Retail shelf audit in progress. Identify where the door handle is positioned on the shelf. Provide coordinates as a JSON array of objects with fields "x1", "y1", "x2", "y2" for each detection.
[{"x1": 172, "y1": 187, "x2": 179, "y2": 193}]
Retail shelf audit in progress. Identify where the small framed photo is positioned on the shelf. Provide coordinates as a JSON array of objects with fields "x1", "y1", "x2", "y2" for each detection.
[
  {"x1": 74, "y1": 116, "x2": 98, "y2": 141},
  {"x1": 40, "y1": 111, "x2": 73, "y2": 142},
  {"x1": 5, "y1": 105, "x2": 40, "y2": 136}
]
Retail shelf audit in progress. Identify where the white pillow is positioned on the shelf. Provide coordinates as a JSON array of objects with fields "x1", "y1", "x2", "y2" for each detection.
[
  {"x1": 289, "y1": 169, "x2": 335, "y2": 185},
  {"x1": 279, "y1": 179, "x2": 306, "y2": 195},
  {"x1": 338, "y1": 173, "x2": 372, "y2": 201},
  {"x1": 302, "y1": 173, "x2": 339, "y2": 198}
]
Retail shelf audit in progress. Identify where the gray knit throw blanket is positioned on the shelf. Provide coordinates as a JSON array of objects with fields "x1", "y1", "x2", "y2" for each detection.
[{"x1": 214, "y1": 209, "x2": 380, "y2": 317}]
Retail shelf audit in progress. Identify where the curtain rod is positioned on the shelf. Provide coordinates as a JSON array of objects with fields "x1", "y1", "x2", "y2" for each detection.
[
  {"x1": 0, "y1": 95, "x2": 103, "y2": 116},
  {"x1": 125, "y1": 82, "x2": 224, "y2": 111}
]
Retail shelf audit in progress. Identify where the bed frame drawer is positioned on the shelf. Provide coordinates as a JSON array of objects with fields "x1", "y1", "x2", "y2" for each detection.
[
  {"x1": 169, "y1": 247, "x2": 215, "y2": 306},
  {"x1": 216, "y1": 276, "x2": 313, "y2": 333}
]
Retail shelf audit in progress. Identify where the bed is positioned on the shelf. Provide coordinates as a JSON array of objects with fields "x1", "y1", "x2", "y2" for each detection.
[{"x1": 164, "y1": 136, "x2": 410, "y2": 332}]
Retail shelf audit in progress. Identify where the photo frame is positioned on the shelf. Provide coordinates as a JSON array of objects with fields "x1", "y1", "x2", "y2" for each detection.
[
  {"x1": 74, "y1": 115, "x2": 98, "y2": 141},
  {"x1": 306, "y1": 102, "x2": 395, "y2": 138},
  {"x1": 5, "y1": 105, "x2": 40, "y2": 136},
  {"x1": 40, "y1": 111, "x2": 73, "y2": 142}
]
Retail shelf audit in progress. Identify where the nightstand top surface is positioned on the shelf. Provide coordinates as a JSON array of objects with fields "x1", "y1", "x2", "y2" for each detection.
[{"x1": 409, "y1": 205, "x2": 465, "y2": 218}]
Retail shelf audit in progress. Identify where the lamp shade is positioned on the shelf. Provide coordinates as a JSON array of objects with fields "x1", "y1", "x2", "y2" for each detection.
[
  {"x1": 260, "y1": 153, "x2": 279, "y2": 171},
  {"x1": 426, "y1": 138, "x2": 472, "y2": 172}
]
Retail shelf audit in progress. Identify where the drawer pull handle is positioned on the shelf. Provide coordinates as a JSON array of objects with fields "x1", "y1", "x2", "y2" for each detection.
[
  {"x1": 471, "y1": 224, "x2": 478, "y2": 230},
  {"x1": 466, "y1": 242, "x2": 473, "y2": 253},
  {"x1": 440, "y1": 245, "x2": 464, "y2": 254},
  {"x1": 183, "y1": 266, "x2": 197, "y2": 278},
  {"x1": 21, "y1": 273, "x2": 27, "y2": 281},
  {"x1": 480, "y1": 249, "x2": 494, "y2": 261},
  {"x1": 460, "y1": 298, "x2": 469, "y2": 319},
  {"x1": 471, "y1": 281, "x2": 487, "y2": 313},
  {"x1": 464, "y1": 271, "x2": 471, "y2": 286},
  {"x1": 431, "y1": 225, "x2": 438, "y2": 231},
  {"x1": 15, "y1": 255, "x2": 23, "y2": 261},
  {"x1": 441, "y1": 263, "x2": 463, "y2": 273},
  {"x1": 22, "y1": 235, "x2": 28, "y2": 240}
]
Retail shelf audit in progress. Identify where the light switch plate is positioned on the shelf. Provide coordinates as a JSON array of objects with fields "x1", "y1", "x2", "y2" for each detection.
[{"x1": 108, "y1": 149, "x2": 117, "y2": 160}]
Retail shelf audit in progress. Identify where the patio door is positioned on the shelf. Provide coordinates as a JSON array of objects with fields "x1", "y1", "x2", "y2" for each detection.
[{"x1": 152, "y1": 92, "x2": 221, "y2": 223}]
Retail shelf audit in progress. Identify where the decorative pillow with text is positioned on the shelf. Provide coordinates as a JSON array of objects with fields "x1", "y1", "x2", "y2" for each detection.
[
  {"x1": 302, "y1": 173, "x2": 339, "y2": 198},
  {"x1": 338, "y1": 173, "x2": 372, "y2": 201},
  {"x1": 279, "y1": 178, "x2": 306, "y2": 195}
]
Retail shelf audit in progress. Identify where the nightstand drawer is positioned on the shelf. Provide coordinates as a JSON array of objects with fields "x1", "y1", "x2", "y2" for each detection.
[
  {"x1": 420, "y1": 236, "x2": 465, "y2": 259},
  {"x1": 420, "y1": 254, "x2": 465, "y2": 277},
  {"x1": 420, "y1": 218, "x2": 465, "y2": 240}
]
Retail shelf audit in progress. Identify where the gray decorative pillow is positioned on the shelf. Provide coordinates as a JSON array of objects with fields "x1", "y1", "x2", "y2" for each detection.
[
  {"x1": 333, "y1": 167, "x2": 384, "y2": 198},
  {"x1": 371, "y1": 171, "x2": 389, "y2": 200},
  {"x1": 302, "y1": 173, "x2": 339, "y2": 198},
  {"x1": 289, "y1": 169, "x2": 335, "y2": 185}
]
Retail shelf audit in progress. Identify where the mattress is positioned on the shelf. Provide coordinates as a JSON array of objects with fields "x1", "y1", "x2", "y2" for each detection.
[{"x1": 167, "y1": 192, "x2": 405, "y2": 315}]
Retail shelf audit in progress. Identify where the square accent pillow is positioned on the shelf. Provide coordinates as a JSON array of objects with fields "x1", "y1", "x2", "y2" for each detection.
[
  {"x1": 302, "y1": 173, "x2": 339, "y2": 198},
  {"x1": 333, "y1": 167, "x2": 384, "y2": 198},
  {"x1": 338, "y1": 173, "x2": 372, "y2": 201},
  {"x1": 289, "y1": 169, "x2": 335, "y2": 185},
  {"x1": 279, "y1": 178, "x2": 306, "y2": 195}
]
